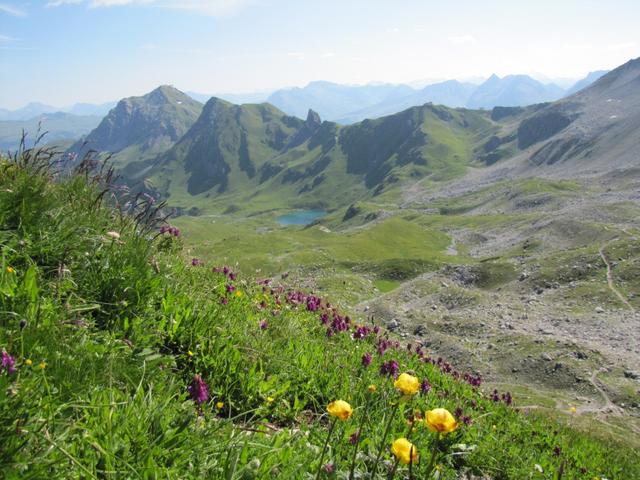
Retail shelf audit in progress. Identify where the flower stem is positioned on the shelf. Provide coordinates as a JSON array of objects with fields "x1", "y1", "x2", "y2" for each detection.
[
  {"x1": 370, "y1": 403, "x2": 397, "y2": 478},
  {"x1": 424, "y1": 435, "x2": 440, "y2": 478},
  {"x1": 408, "y1": 444, "x2": 414, "y2": 480},
  {"x1": 348, "y1": 394, "x2": 372, "y2": 480},
  {"x1": 315, "y1": 417, "x2": 337, "y2": 480}
]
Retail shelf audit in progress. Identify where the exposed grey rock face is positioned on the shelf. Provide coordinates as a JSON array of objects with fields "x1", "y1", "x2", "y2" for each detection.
[{"x1": 517, "y1": 109, "x2": 574, "y2": 149}]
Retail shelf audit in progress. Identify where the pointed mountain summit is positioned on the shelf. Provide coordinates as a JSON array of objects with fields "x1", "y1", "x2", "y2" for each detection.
[
  {"x1": 306, "y1": 108, "x2": 322, "y2": 126},
  {"x1": 69, "y1": 85, "x2": 203, "y2": 165}
]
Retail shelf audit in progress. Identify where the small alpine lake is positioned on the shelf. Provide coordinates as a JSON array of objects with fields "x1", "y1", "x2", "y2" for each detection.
[{"x1": 276, "y1": 209, "x2": 327, "y2": 226}]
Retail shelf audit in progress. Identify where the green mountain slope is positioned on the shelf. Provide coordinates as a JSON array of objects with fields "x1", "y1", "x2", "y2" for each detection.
[{"x1": 139, "y1": 100, "x2": 495, "y2": 213}]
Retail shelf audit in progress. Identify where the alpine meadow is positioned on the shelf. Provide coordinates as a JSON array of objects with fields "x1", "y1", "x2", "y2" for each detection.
[{"x1": 1, "y1": 1, "x2": 640, "y2": 479}]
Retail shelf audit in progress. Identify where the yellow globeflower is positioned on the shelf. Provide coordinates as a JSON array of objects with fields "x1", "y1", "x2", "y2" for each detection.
[
  {"x1": 394, "y1": 373, "x2": 419, "y2": 396},
  {"x1": 327, "y1": 400, "x2": 353, "y2": 420},
  {"x1": 25, "y1": 359, "x2": 32, "y2": 366},
  {"x1": 6, "y1": 266, "x2": 15, "y2": 274},
  {"x1": 367, "y1": 384, "x2": 377, "y2": 393},
  {"x1": 569, "y1": 406, "x2": 577, "y2": 414},
  {"x1": 38, "y1": 361, "x2": 47, "y2": 370},
  {"x1": 391, "y1": 438, "x2": 419, "y2": 465},
  {"x1": 235, "y1": 290, "x2": 243, "y2": 297},
  {"x1": 266, "y1": 396, "x2": 275, "y2": 403},
  {"x1": 216, "y1": 402, "x2": 224, "y2": 410},
  {"x1": 425, "y1": 408, "x2": 458, "y2": 434}
]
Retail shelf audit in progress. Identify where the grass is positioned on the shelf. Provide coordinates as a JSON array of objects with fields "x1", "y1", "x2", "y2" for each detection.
[
  {"x1": 374, "y1": 279, "x2": 402, "y2": 293},
  {"x1": 0, "y1": 148, "x2": 639, "y2": 479}
]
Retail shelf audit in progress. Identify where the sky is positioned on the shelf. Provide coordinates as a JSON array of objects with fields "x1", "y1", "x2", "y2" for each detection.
[{"x1": 0, "y1": 0, "x2": 639, "y2": 109}]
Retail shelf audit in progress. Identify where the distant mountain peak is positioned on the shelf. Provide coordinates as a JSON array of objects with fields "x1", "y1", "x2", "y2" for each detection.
[
  {"x1": 306, "y1": 108, "x2": 322, "y2": 125},
  {"x1": 68, "y1": 86, "x2": 203, "y2": 159}
]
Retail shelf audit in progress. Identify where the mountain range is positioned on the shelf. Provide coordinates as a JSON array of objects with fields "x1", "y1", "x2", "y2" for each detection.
[
  {"x1": 0, "y1": 101, "x2": 116, "y2": 150},
  {"x1": 66, "y1": 57, "x2": 639, "y2": 215},
  {"x1": 215, "y1": 70, "x2": 608, "y2": 124},
  {"x1": 1, "y1": 69, "x2": 606, "y2": 132},
  {"x1": 0, "y1": 101, "x2": 116, "y2": 121},
  {"x1": 0, "y1": 112, "x2": 102, "y2": 150}
]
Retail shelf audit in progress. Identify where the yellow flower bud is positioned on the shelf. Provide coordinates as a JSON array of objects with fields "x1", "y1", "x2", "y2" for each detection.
[
  {"x1": 266, "y1": 396, "x2": 275, "y2": 403},
  {"x1": 327, "y1": 400, "x2": 352, "y2": 421},
  {"x1": 425, "y1": 408, "x2": 458, "y2": 434},
  {"x1": 187, "y1": 350, "x2": 194, "y2": 357},
  {"x1": 367, "y1": 384, "x2": 377, "y2": 393},
  {"x1": 38, "y1": 361, "x2": 47, "y2": 370},
  {"x1": 394, "y1": 373, "x2": 419, "y2": 396},
  {"x1": 216, "y1": 402, "x2": 224, "y2": 409},
  {"x1": 391, "y1": 438, "x2": 419, "y2": 465},
  {"x1": 6, "y1": 266, "x2": 15, "y2": 274},
  {"x1": 25, "y1": 359, "x2": 32, "y2": 366}
]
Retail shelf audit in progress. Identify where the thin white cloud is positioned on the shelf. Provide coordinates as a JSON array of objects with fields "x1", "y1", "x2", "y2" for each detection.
[
  {"x1": 0, "y1": 34, "x2": 17, "y2": 42},
  {"x1": 448, "y1": 34, "x2": 477, "y2": 45},
  {"x1": 47, "y1": 1, "x2": 85, "y2": 6},
  {"x1": 0, "y1": 3, "x2": 26, "y2": 16},
  {"x1": 47, "y1": 0, "x2": 251, "y2": 16}
]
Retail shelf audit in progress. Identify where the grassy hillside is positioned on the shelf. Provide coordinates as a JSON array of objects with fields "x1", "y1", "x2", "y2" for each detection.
[
  {"x1": 1, "y1": 149, "x2": 638, "y2": 478},
  {"x1": 146, "y1": 102, "x2": 495, "y2": 215}
]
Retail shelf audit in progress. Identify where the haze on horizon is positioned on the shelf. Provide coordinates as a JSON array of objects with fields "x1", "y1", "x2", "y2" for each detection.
[{"x1": 1, "y1": 0, "x2": 639, "y2": 109}]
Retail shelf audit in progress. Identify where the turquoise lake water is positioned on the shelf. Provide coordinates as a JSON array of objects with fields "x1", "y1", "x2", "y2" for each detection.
[{"x1": 276, "y1": 210, "x2": 327, "y2": 226}]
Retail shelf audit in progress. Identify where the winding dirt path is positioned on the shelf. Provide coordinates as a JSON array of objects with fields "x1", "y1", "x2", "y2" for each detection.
[
  {"x1": 587, "y1": 367, "x2": 623, "y2": 415},
  {"x1": 598, "y1": 240, "x2": 634, "y2": 311}
]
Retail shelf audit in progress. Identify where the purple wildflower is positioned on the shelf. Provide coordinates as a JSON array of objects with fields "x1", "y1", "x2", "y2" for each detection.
[
  {"x1": 491, "y1": 389, "x2": 500, "y2": 402},
  {"x1": 1, "y1": 350, "x2": 16, "y2": 375},
  {"x1": 191, "y1": 258, "x2": 203, "y2": 267},
  {"x1": 322, "y1": 463, "x2": 335, "y2": 474},
  {"x1": 361, "y1": 352, "x2": 373, "y2": 367},
  {"x1": 379, "y1": 359, "x2": 399, "y2": 378},
  {"x1": 353, "y1": 325, "x2": 370, "y2": 340},
  {"x1": 349, "y1": 432, "x2": 360, "y2": 445},
  {"x1": 420, "y1": 378, "x2": 431, "y2": 395},
  {"x1": 221, "y1": 297, "x2": 228, "y2": 305},
  {"x1": 259, "y1": 319, "x2": 268, "y2": 330},
  {"x1": 187, "y1": 374, "x2": 209, "y2": 405}
]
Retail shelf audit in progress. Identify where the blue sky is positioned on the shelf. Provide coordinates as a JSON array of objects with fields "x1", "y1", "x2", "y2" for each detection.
[{"x1": 1, "y1": 0, "x2": 639, "y2": 109}]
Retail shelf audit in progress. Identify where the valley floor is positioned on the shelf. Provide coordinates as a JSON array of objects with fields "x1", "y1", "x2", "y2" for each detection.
[{"x1": 175, "y1": 172, "x2": 640, "y2": 446}]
